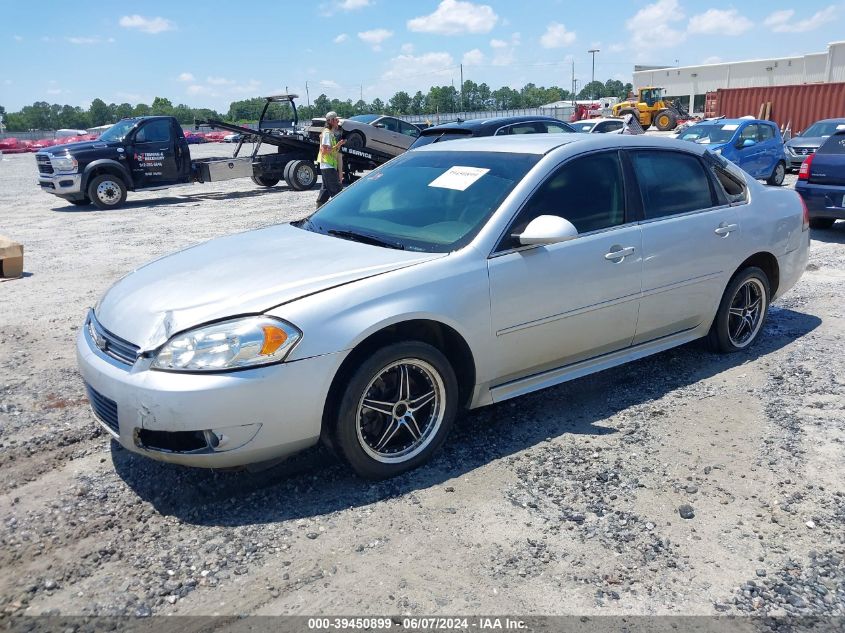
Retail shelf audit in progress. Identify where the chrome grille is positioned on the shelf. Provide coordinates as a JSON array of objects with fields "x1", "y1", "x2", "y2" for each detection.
[
  {"x1": 85, "y1": 383, "x2": 119, "y2": 434},
  {"x1": 88, "y1": 313, "x2": 140, "y2": 365},
  {"x1": 36, "y1": 154, "x2": 53, "y2": 174},
  {"x1": 793, "y1": 147, "x2": 816, "y2": 156}
]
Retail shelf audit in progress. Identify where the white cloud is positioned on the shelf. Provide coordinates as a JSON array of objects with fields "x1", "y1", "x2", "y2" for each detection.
[
  {"x1": 339, "y1": 0, "x2": 370, "y2": 8},
  {"x1": 626, "y1": 0, "x2": 685, "y2": 48},
  {"x1": 119, "y1": 15, "x2": 174, "y2": 34},
  {"x1": 764, "y1": 5, "x2": 836, "y2": 32},
  {"x1": 408, "y1": 0, "x2": 498, "y2": 35},
  {"x1": 177, "y1": 72, "x2": 195, "y2": 82},
  {"x1": 607, "y1": 42, "x2": 625, "y2": 53},
  {"x1": 186, "y1": 85, "x2": 212, "y2": 96},
  {"x1": 333, "y1": 33, "x2": 348, "y2": 43},
  {"x1": 489, "y1": 33, "x2": 520, "y2": 66},
  {"x1": 67, "y1": 36, "x2": 106, "y2": 45},
  {"x1": 702, "y1": 55, "x2": 723, "y2": 65},
  {"x1": 688, "y1": 8, "x2": 753, "y2": 36},
  {"x1": 540, "y1": 22, "x2": 576, "y2": 49},
  {"x1": 358, "y1": 28, "x2": 393, "y2": 51},
  {"x1": 382, "y1": 52, "x2": 454, "y2": 83},
  {"x1": 462, "y1": 48, "x2": 485, "y2": 66}
]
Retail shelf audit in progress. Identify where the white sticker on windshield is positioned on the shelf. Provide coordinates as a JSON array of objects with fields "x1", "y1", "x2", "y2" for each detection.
[
  {"x1": 429, "y1": 166, "x2": 489, "y2": 191},
  {"x1": 837, "y1": 124, "x2": 845, "y2": 130},
  {"x1": 721, "y1": 124, "x2": 739, "y2": 131}
]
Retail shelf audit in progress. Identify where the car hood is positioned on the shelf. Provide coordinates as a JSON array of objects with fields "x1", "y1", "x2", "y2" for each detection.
[
  {"x1": 786, "y1": 136, "x2": 824, "y2": 149},
  {"x1": 45, "y1": 139, "x2": 121, "y2": 157},
  {"x1": 95, "y1": 224, "x2": 444, "y2": 351}
]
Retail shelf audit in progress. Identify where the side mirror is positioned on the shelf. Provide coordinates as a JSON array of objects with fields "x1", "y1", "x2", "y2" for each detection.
[
  {"x1": 737, "y1": 138, "x2": 756, "y2": 148},
  {"x1": 515, "y1": 215, "x2": 578, "y2": 246}
]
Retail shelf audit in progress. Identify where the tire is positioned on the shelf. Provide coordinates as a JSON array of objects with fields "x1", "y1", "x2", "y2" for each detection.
[
  {"x1": 345, "y1": 130, "x2": 365, "y2": 150},
  {"x1": 69, "y1": 197, "x2": 91, "y2": 206},
  {"x1": 286, "y1": 160, "x2": 318, "y2": 191},
  {"x1": 767, "y1": 161, "x2": 786, "y2": 186},
  {"x1": 654, "y1": 109, "x2": 678, "y2": 131},
  {"x1": 332, "y1": 341, "x2": 458, "y2": 479},
  {"x1": 809, "y1": 218, "x2": 835, "y2": 230},
  {"x1": 87, "y1": 174, "x2": 127, "y2": 210},
  {"x1": 250, "y1": 173, "x2": 280, "y2": 187},
  {"x1": 708, "y1": 267, "x2": 770, "y2": 353}
]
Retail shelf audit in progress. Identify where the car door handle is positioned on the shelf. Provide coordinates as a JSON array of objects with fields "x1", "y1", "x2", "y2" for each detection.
[
  {"x1": 714, "y1": 223, "x2": 739, "y2": 237},
  {"x1": 604, "y1": 246, "x2": 636, "y2": 261}
]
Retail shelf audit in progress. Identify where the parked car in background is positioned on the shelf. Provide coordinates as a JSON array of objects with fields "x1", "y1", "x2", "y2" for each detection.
[
  {"x1": 77, "y1": 134, "x2": 808, "y2": 479},
  {"x1": 568, "y1": 118, "x2": 625, "y2": 134},
  {"x1": 224, "y1": 133, "x2": 242, "y2": 143},
  {"x1": 676, "y1": 118, "x2": 787, "y2": 186},
  {"x1": 795, "y1": 130, "x2": 845, "y2": 229},
  {"x1": 409, "y1": 115, "x2": 575, "y2": 149},
  {"x1": 184, "y1": 132, "x2": 208, "y2": 145},
  {"x1": 784, "y1": 118, "x2": 845, "y2": 171},
  {"x1": 307, "y1": 115, "x2": 421, "y2": 157}
]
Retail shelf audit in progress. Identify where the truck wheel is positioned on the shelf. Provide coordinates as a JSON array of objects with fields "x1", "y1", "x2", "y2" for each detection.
[
  {"x1": 286, "y1": 160, "x2": 318, "y2": 191},
  {"x1": 345, "y1": 131, "x2": 365, "y2": 150},
  {"x1": 87, "y1": 174, "x2": 127, "y2": 210},
  {"x1": 654, "y1": 110, "x2": 678, "y2": 131},
  {"x1": 250, "y1": 174, "x2": 280, "y2": 187}
]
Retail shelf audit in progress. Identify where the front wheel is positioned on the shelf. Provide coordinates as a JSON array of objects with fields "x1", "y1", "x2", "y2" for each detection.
[
  {"x1": 654, "y1": 109, "x2": 678, "y2": 131},
  {"x1": 767, "y1": 161, "x2": 786, "y2": 186},
  {"x1": 345, "y1": 130, "x2": 365, "y2": 150},
  {"x1": 708, "y1": 267, "x2": 770, "y2": 353},
  {"x1": 87, "y1": 174, "x2": 127, "y2": 210},
  {"x1": 333, "y1": 342, "x2": 458, "y2": 479}
]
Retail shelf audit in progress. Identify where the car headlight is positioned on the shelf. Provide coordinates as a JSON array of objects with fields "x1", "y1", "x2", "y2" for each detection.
[
  {"x1": 51, "y1": 155, "x2": 78, "y2": 172},
  {"x1": 151, "y1": 316, "x2": 302, "y2": 372}
]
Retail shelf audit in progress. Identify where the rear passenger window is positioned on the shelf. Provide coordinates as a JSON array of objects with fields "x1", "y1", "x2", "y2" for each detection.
[
  {"x1": 713, "y1": 167, "x2": 747, "y2": 204},
  {"x1": 759, "y1": 125, "x2": 774, "y2": 141},
  {"x1": 545, "y1": 123, "x2": 571, "y2": 134},
  {"x1": 630, "y1": 150, "x2": 715, "y2": 219},
  {"x1": 497, "y1": 123, "x2": 541, "y2": 135}
]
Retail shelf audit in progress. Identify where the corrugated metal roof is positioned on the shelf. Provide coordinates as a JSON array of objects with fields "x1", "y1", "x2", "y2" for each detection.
[{"x1": 714, "y1": 83, "x2": 845, "y2": 132}]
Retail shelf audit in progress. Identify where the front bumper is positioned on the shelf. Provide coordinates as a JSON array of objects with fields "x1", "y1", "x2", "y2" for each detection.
[
  {"x1": 796, "y1": 182, "x2": 845, "y2": 220},
  {"x1": 76, "y1": 323, "x2": 341, "y2": 468},
  {"x1": 38, "y1": 173, "x2": 82, "y2": 196}
]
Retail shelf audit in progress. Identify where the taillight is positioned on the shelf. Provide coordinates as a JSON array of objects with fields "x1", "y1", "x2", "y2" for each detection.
[
  {"x1": 799, "y1": 194, "x2": 810, "y2": 232},
  {"x1": 798, "y1": 153, "x2": 815, "y2": 180}
]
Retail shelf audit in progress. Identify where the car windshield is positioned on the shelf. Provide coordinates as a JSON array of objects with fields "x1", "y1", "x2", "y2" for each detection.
[
  {"x1": 801, "y1": 121, "x2": 845, "y2": 138},
  {"x1": 678, "y1": 123, "x2": 738, "y2": 144},
  {"x1": 98, "y1": 119, "x2": 138, "y2": 142},
  {"x1": 301, "y1": 150, "x2": 540, "y2": 253},
  {"x1": 349, "y1": 114, "x2": 380, "y2": 124},
  {"x1": 411, "y1": 130, "x2": 473, "y2": 148},
  {"x1": 570, "y1": 122, "x2": 597, "y2": 132}
]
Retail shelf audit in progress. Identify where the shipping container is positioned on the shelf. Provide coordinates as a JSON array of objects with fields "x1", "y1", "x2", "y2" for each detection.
[{"x1": 713, "y1": 83, "x2": 845, "y2": 133}]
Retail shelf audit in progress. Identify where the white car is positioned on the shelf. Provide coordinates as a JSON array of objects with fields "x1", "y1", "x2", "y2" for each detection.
[
  {"x1": 78, "y1": 134, "x2": 809, "y2": 479},
  {"x1": 568, "y1": 118, "x2": 625, "y2": 134},
  {"x1": 307, "y1": 115, "x2": 420, "y2": 157}
]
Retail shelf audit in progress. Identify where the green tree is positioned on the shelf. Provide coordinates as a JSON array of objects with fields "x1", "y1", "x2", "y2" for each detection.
[
  {"x1": 312, "y1": 94, "x2": 331, "y2": 117},
  {"x1": 425, "y1": 85, "x2": 457, "y2": 113},
  {"x1": 353, "y1": 99, "x2": 368, "y2": 115},
  {"x1": 151, "y1": 97, "x2": 174, "y2": 116},
  {"x1": 114, "y1": 103, "x2": 134, "y2": 119},
  {"x1": 578, "y1": 81, "x2": 606, "y2": 100},
  {"x1": 133, "y1": 103, "x2": 151, "y2": 116},
  {"x1": 388, "y1": 91, "x2": 411, "y2": 115},
  {"x1": 410, "y1": 91, "x2": 425, "y2": 115},
  {"x1": 89, "y1": 98, "x2": 111, "y2": 126},
  {"x1": 370, "y1": 98, "x2": 384, "y2": 114},
  {"x1": 58, "y1": 105, "x2": 90, "y2": 129},
  {"x1": 491, "y1": 86, "x2": 521, "y2": 109}
]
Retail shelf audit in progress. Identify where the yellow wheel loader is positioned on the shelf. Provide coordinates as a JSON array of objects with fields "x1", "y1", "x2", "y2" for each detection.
[{"x1": 611, "y1": 87, "x2": 687, "y2": 131}]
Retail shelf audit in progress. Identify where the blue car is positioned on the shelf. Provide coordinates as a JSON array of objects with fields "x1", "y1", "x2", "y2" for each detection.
[
  {"x1": 677, "y1": 118, "x2": 787, "y2": 186},
  {"x1": 795, "y1": 130, "x2": 845, "y2": 229}
]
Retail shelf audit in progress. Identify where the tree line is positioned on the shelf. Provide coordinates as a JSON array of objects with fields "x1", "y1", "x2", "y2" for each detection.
[{"x1": 0, "y1": 79, "x2": 633, "y2": 132}]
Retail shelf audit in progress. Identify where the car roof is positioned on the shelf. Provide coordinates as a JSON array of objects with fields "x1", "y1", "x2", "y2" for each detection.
[
  {"x1": 412, "y1": 133, "x2": 712, "y2": 156},
  {"x1": 421, "y1": 115, "x2": 565, "y2": 134},
  {"x1": 811, "y1": 117, "x2": 845, "y2": 123},
  {"x1": 571, "y1": 118, "x2": 622, "y2": 124},
  {"x1": 695, "y1": 118, "x2": 775, "y2": 126}
]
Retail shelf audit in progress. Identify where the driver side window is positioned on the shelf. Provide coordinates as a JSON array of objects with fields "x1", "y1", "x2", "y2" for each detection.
[
  {"x1": 135, "y1": 119, "x2": 171, "y2": 143},
  {"x1": 498, "y1": 151, "x2": 626, "y2": 251}
]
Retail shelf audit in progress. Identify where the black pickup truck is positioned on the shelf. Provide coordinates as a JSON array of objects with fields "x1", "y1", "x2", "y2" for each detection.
[{"x1": 35, "y1": 114, "x2": 320, "y2": 209}]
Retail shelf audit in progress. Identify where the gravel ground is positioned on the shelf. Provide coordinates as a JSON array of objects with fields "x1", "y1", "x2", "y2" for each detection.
[{"x1": 0, "y1": 144, "x2": 843, "y2": 622}]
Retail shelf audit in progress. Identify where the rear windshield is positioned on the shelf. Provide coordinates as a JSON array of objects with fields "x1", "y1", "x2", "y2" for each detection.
[
  {"x1": 410, "y1": 130, "x2": 474, "y2": 148},
  {"x1": 302, "y1": 150, "x2": 540, "y2": 252},
  {"x1": 817, "y1": 132, "x2": 845, "y2": 155}
]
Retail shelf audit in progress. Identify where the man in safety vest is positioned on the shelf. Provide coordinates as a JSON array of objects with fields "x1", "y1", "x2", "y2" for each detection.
[{"x1": 316, "y1": 111, "x2": 346, "y2": 209}]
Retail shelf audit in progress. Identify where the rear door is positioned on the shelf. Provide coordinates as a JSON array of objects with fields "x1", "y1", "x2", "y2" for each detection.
[
  {"x1": 629, "y1": 149, "x2": 742, "y2": 344},
  {"x1": 371, "y1": 117, "x2": 410, "y2": 154},
  {"x1": 128, "y1": 119, "x2": 180, "y2": 188}
]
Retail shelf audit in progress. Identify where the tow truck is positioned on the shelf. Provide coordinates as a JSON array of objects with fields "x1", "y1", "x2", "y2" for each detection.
[{"x1": 35, "y1": 95, "x2": 393, "y2": 210}]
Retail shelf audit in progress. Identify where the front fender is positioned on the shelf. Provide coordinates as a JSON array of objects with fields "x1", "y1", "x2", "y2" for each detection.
[{"x1": 82, "y1": 159, "x2": 134, "y2": 191}]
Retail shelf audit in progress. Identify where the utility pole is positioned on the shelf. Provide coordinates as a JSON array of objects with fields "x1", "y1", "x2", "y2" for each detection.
[
  {"x1": 305, "y1": 82, "x2": 310, "y2": 108},
  {"x1": 588, "y1": 49, "x2": 600, "y2": 99},
  {"x1": 360, "y1": 84, "x2": 363, "y2": 103},
  {"x1": 459, "y1": 63, "x2": 464, "y2": 115},
  {"x1": 571, "y1": 58, "x2": 576, "y2": 105}
]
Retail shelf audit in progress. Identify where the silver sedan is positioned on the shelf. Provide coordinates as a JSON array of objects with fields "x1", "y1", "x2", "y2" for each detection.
[{"x1": 77, "y1": 134, "x2": 810, "y2": 479}]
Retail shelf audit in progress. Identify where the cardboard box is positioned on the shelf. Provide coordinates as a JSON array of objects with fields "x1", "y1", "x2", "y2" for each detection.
[{"x1": 0, "y1": 235, "x2": 24, "y2": 278}]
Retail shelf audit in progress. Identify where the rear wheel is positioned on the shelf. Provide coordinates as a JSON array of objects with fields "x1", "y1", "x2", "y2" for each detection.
[
  {"x1": 654, "y1": 109, "x2": 678, "y2": 131},
  {"x1": 809, "y1": 218, "x2": 835, "y2": 230},
  {"x1": 87, "y1": 174, "x2": 127, "y2": 210},
  {"x1": 332, "y1": 341, "x2": 458, "y2": 479},
  {"x1": 708, "y1": 267, "x2": 770, "y2": 353},
  {"x1": 285, "y1": 160, "x2": 318, "y2": 191},
  {"x1": 250, "y1": 173, "x2": 280, "y2": 187},
  {"x1": 766, "y1": 161, "x2": 786, "y2": 186}
]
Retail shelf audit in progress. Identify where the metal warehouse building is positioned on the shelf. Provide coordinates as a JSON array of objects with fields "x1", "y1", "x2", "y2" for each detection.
[{"x1": 633, "y1": 40, "x2": 845, "y2": 115}]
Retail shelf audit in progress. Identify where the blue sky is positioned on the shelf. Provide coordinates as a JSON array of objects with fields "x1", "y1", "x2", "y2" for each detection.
[{"x1": 0, "y1": 0, "x2": 841, "y2": 111}]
